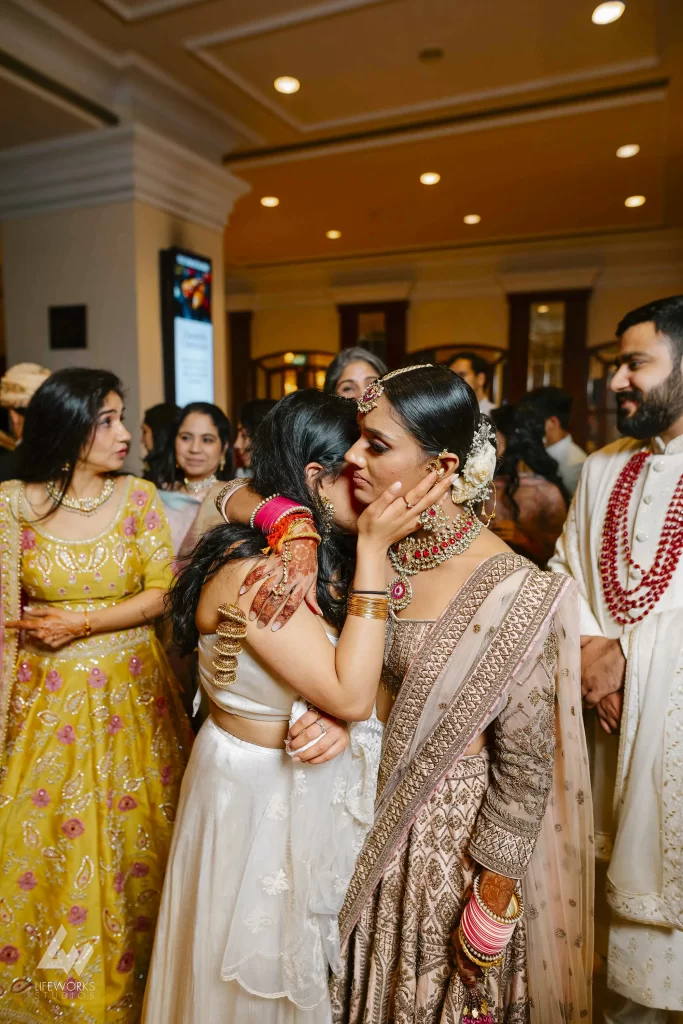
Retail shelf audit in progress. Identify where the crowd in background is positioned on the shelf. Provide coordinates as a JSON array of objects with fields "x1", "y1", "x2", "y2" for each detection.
[{"x1": 2, "y1": 295, "x2": 681, "y2": 1024}]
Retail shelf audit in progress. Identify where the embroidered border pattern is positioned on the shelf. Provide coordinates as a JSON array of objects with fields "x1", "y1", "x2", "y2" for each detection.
[
  {"x1": 378, "y1": 553, "x2": 528, "y2": 802},
  {"x1": 0, "y1": 484, "x2": 22, "y2": 764},
  {"x1": 340, "y1": 567, "x2": 567, "y2": 941}
]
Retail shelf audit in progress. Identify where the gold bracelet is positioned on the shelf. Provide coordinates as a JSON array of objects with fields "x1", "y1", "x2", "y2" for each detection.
[
  {"x1": 457, "y1": 926, "x2": 505, "y2": 969},
  {"x1": 82, "y1": 611, "x2": 92, "y2": 638},
  {"x1": 214, "y1": 479, "x2": 249, "y2": 519},
  {"x1": 347, "y1": 594, "x2": 389, "y2": 621},
  {"x1": 212, "y1": 604, "x2": 247, "y2": 689}
]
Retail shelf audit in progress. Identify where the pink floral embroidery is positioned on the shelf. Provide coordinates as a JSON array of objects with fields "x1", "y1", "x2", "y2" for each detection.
[
  {"x1": 64, "y1": 977, "x2": 82, "y2": 1000},
  {"x1": 154, "y1": 695, "x2": 168, "y2": 716},
  {"x1": 21, "y1": 528, "x2": 36, "y2": 552},
  {"x1": 107, "y1": 715, "x2": 123, "y2": 736},
  {"x1": 45, "y1": 669, "x2": 63, "y2": 693},
  {"x1": 122, "y1": 515, "x2": 137, "y2": 538},
  {"x1": 128, "y1": 656, "x2": 142, "y2": 677},
  {"x1": 130, "y1": 862, "x2": 148, "y2": 878},
  {"x1": 87, "y1": 666, "x2": 107, "y2": 689},
  {"x1": 32, "y1": 789, "x2": 51, "y2": 808},
  {"x1": 0, "y1": 945, "x2": 19, "y2": 965},
  {"x1": 67, "y1": 905, "x2": 88, "y2": 926},
  {"x1": 17, "y1": 662, "x2": 32, "y2": 683},
  {"x1": 116, "y1": 950, "x2": 135, "y2": 974},
  {"x1": 61, "y1": 817, "x2": 85, "y2": 839},
  {"x1": 144, "y1": 510, "x2": 160, "y2": 531},
  {"x1": 117, "y1": 795, "x2": 137, "y2": 812},
  {"x1": 131, "y1": 489, "x2": 149, "y2": 508},
  {"x1": 17, "y1": 871, "x2": 37, "y2": 892},
  {"x1": 57, "y1": 724, "x2": 76, "y2": 745},
  {"x1": 134, "y1": 915, "x2": 152, "y2": 932},
  {"x1": 113, "y1": 871, "x2": 125, "y2": 894},
  {"x1": 160, "y1": 765, "x2": 172, "y2": 786}
]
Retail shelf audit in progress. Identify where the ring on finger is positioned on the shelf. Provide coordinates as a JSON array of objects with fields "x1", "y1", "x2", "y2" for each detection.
[
  {"x1": 402, "y1": 496, "x2": 415, "y2": 510},
  {"x1": 318, "y1": 720, "x2": 326, "y2": 736}
]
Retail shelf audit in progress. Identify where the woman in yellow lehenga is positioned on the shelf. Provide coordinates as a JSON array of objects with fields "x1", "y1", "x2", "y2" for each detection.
[{"x1": 0, "y1": 368, "x2": 192, "y2": 1023}]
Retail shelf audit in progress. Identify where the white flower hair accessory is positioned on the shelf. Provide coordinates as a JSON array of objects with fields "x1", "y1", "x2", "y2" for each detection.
[{"x1": 450, "y1": 420, "x2": 497, "y2": 506}]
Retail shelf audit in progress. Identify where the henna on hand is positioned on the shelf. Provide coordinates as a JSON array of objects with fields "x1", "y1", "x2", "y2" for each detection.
[{"x1": 478, "y1": 869, "x2": 517, "y2": 918}]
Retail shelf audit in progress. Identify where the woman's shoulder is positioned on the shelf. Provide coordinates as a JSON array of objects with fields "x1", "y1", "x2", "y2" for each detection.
[{"x1": 124, "y1": 475, "x2": 159, "y2": 506}]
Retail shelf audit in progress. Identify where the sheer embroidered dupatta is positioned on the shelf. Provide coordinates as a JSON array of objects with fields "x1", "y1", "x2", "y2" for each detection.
[
  {"x1": 0, "y1": 482, "x2": 22, "y2": 763},
  {"x1": 339, "y1": 554, "x2": 593, "y2": 1023}
]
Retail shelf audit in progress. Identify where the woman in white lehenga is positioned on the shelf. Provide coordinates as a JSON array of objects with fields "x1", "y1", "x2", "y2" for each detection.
[{"x1": 142, "y1": 391, "x2": 453, "y2": 1023}]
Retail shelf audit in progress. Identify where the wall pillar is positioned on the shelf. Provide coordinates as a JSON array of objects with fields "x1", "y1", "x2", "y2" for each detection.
[{"x1": 0, "y1": 123, "x2": 249, "y2": 467}]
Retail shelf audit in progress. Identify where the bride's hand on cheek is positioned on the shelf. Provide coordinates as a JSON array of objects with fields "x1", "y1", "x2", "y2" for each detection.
[{"x1": 357, "y1": 471, "x2": 456, "y2": 551}]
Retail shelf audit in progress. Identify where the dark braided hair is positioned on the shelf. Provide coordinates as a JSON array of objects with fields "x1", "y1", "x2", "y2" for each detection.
[{"x1": 495, "y1": 401, "x2": 569, "y2": 519}]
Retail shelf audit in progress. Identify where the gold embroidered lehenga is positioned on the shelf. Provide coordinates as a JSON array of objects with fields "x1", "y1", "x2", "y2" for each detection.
[
  {"x1": 331, "y1": 554, "x2": 594, "y2": 1024},
  {"x1": 0, "y1": 477, "x2": 193, "y2": 1023}
]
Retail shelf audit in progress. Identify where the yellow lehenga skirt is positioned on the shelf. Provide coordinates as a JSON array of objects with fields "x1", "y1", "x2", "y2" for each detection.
[
  {"x1": 0, "y1": 476, "x2": 193, "y2": 1023},
  {"x1": 0, "y1": 627, "x2": 192, "y2": 1023}
]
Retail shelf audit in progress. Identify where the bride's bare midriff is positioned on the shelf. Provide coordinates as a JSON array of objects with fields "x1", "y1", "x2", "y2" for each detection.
[{"x1": 209, "y1": 699, "x2": 289, "y2": 749}]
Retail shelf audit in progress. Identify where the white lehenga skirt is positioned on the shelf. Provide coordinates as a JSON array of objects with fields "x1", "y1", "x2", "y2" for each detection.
[{"x1": 143, "y1": 712, "x2": 381, "y2": 1024}]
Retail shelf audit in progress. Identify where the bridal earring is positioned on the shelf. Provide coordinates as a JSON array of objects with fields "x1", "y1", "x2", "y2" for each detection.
[
  {"x1": 422, "y1": 450, "x2": 450, "y2": 528},
  {"x1": 419, "y1": 502, "x2": 450, "y2": 531},
  {"x1": 426, "y1": 448, "x2": 449, "y2": 479},
  {"x1": 219, "y1": 455, "x2": 226, "y2": 472},
  {"x1": 316, "y1": 495, "x2": 335, "y2": 534}
]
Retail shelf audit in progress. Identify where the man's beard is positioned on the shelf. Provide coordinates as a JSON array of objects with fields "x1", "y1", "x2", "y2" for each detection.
[{"x1": 616, "y1": 368, "x2": 683, "y2": 439}]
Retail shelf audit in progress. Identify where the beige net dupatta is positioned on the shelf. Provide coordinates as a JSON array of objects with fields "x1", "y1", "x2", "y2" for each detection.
[
  {"x1": 0, "y1": 482, "x2": 23, "y2": 763},
  {"x1": 523, "y1": 585, "x2": 594, "y2": 1023},
  {"x1": 339, "y1": 556, "x2": 593, "y2": 1023}
]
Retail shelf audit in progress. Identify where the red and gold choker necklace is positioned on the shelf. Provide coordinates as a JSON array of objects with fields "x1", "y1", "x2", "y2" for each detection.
[
  {"x1": 387, "y1": 507, "x2": 482, "y2": 611},
  {"x1": 601, "y1": 450, "x2": 683, "y2": 625}
]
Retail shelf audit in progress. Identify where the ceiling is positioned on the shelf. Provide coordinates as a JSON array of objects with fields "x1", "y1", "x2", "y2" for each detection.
[{"x1": 4, "y1": 0, "x2": 683, "y2": 266}]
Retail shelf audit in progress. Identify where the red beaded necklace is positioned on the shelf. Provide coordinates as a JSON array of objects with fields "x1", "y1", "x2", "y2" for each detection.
[{"x1": 601, "y1": 450, "x2": 683, "y2": 625}]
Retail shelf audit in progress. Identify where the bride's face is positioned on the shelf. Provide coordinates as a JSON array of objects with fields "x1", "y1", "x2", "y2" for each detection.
[{"x1": 344, "y1": 394, "x2": 436, "y2": 506}]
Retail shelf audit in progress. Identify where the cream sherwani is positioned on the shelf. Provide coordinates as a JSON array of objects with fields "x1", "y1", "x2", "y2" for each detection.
[{"x1": 550, "y1": 434, "x2": 683, "y2": 1012}]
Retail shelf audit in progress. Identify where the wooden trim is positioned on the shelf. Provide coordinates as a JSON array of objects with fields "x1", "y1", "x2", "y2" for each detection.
[
  {"x1": 228, "y1": 311, "x2": 253, "y2": 418},
  {"x1": 506, "y1": 289, "x2": 592, "y2": 445},
  {"x1": 336, "y1": 300, "x2": 408, "y2": 369}
]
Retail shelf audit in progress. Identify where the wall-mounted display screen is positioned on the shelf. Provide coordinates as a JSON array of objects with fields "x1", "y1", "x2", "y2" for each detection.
[{"x1": 160, "y1": 248, "x2": 214, "y2": 407}]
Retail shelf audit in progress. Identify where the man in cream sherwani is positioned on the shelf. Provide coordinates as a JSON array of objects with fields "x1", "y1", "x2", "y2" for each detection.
[{"x1": 550, "y1": 294, "x2": 683, "y2": 1024}]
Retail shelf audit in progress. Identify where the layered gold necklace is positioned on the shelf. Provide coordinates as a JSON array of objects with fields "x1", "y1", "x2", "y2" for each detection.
[
  {"x1": 387, "y1": 505, "x2": 482, "y2": 611},
  {"x1": 45, "y1": 477, "x2": 116, "y2": 516}
]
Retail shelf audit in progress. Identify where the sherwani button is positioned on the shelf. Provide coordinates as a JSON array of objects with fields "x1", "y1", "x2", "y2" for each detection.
[
  {"x1": 635, "y1": 532, "x2": 648, "y2": 542},
  {"x1": 643, "y1": 495, "x2": 653, "y2": 504},
  {"x1": 653, "y1": 461, "x2": 664, "y2": 472}
]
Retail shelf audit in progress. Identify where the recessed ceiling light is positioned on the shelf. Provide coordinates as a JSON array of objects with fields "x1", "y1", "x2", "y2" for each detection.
[
  {"x1": 260, "y1": 196, "x2": 279, "y2": 208},
  {"x1": 420, "y1": 172, "x2": 441, "y2": 185},
  {"x1": 326, "y1": 230, "x2": 341, "y2": 239},
  {"x1": 616, "y1": 143, "x2": 640, "y2": 159},
  {"x1": 592, "y1": 2, "x2": 625, "y2": 25},
  {"x1": 624, "y1": 195, "x2": 646, "y2": 207},
  {"x1": 463, "y1": 214, "x2": 481, "y2": 224},
  {"x1": 274, "y1": 76, "x2": 300, "y2": 95},
  {"x1": 537, "y1": 305, "x2": 550, "y2": 313}
]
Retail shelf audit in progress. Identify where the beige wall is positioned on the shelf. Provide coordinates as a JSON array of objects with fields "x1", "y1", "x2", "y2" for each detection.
[
  {"x1": 1, "y1": 200, "x2": 228, "y2": 470},
  {"x1": 2, "y1": 202, "x2": 140, "y2": 429},
  {"x1": 250, "y1": 304, "x2": 338, "y2": 359},
  {"x1": 226, "y1": 229, "x2": 683, "y2": 360}
]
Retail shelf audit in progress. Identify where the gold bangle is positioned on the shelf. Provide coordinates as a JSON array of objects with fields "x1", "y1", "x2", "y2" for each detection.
[
  {"x1": 347, "y1": 594, "x2": 389, "y2": 620},
  {"x1": 457, "y1": 926, "x2": 505, "y2": 969},
  {"x1": 82, "y1": 611, "x2": 92, "y2": 638},
  {"x1": 473, "y1": 876, "x2": 524, "y2": 924}
]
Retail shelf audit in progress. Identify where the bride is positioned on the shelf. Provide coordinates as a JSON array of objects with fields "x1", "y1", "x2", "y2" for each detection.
[
  {"x1": 142, "y1": 389, "x2": 453, "y2": 1023},
  {"x1": 223, "y1": 365, "x2": 593, "y2": 1023}
]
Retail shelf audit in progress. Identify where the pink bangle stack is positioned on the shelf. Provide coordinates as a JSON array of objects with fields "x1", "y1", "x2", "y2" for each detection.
[{"x1": 459, "y1": 875, "x2": 524, "y2": 967}]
